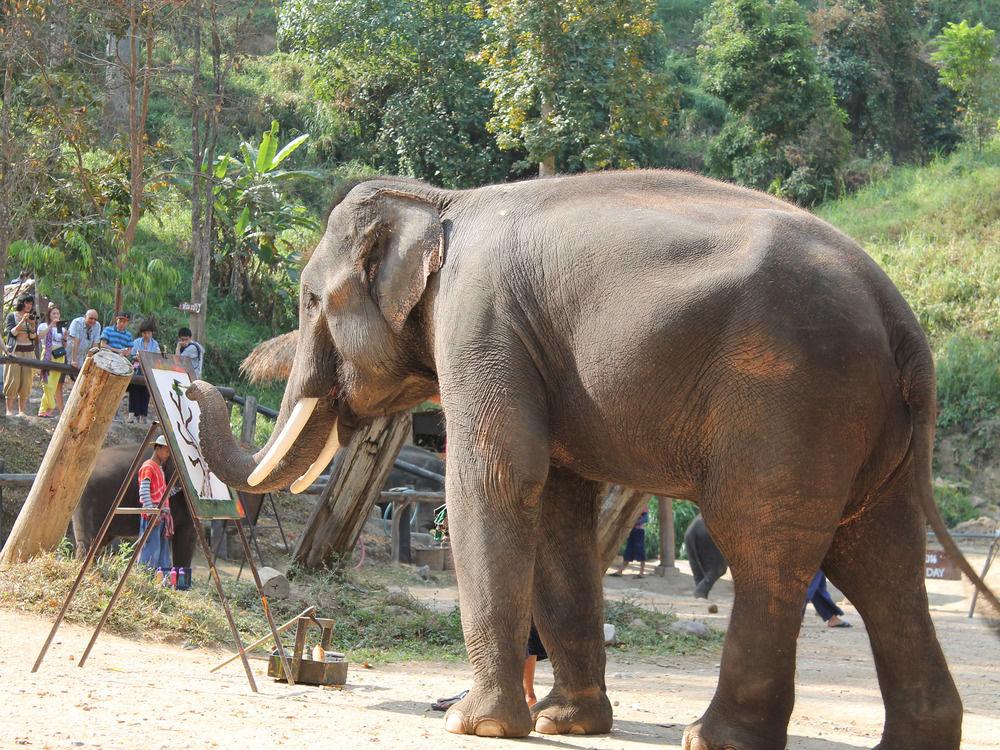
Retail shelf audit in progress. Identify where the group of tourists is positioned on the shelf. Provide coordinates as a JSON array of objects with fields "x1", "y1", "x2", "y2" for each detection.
[{"x1": 2, "y1": 291, "x2": 205, "y2": 420}]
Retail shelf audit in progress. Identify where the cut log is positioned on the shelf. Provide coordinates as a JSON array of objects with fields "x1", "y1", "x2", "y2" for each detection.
[
  {"x1": 597, "y1": 484, "x2": 652, "y2": 572},
  {"x1": 258, "y1": 566, "x2": 289, "y2": 599},
  {"x1": 0, "y1": 350, "x2": 132, "y2": 567},
  {"x1": 293, "y1": 413, "x2": 412, "y2": 568}
]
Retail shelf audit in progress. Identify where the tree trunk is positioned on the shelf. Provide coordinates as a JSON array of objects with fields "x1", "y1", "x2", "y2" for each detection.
[
  {"x1": 538, "y1": 97, "x2": 556, "y2": 176},
  {"x1": 293, "y1": 413, "x2": 412, "y2": 568},
  {"x1": 104, "y1": 33, "x2": 130, "y2": 134},
  {"x1": 0, "y1": 350, "x2": 133, "y2": 568},
  {"x1": 0, "y1": 51, "x2": 13, "y2": 312},
  {"x1": 597, "y1": 484, "x2": 651, "y2": 572}
]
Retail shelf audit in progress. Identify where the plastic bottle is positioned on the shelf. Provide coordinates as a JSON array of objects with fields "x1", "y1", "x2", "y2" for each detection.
[
  {"x1": 312, "y1": 644, "x2": 326, "y2": 662},
  {"x1": 177, "y1": 567, "x2": 186, "y2": 590},
  {"x1": 154, "y1": 567, "x2": 164, "y2": 586},
  {"x1": 170, "y1": 567, "x2": 178, "y2": 589}
]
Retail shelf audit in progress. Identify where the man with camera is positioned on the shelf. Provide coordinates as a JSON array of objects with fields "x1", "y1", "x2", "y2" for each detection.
[{"x1": 4, "y1": 294, "x2": 39, "y2": 417}]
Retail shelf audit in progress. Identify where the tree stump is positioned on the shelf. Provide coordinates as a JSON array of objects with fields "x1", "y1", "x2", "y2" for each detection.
[
  {"x1": 293, "y1": 413, "x2": 412, "y2": 568},
  {"x1": 0, "y1": 349, "x2": 132, "y2": 567}
]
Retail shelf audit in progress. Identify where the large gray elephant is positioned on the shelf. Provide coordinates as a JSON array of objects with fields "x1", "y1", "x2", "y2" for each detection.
[{"x1": 188, "y1": 171, "x2": 999, "y2": 750}]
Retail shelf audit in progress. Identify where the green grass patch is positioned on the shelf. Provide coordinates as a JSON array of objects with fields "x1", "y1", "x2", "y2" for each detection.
[
  {"x1": 818, "y1": 140, "x2": 1000, "y2": 430},
  {"x1": 604, "y1": 596, "x2": 724, "y2": 656}
]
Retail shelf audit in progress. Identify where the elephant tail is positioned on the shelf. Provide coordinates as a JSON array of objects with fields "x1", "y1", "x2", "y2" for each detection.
[{"x1": 899, "y1": 329, "x2": 1000, "y2": 620}]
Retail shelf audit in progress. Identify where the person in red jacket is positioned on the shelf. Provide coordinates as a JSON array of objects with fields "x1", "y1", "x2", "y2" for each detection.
[{"x1": 138, "y1": 435, "x2": 173, "y2": 570}]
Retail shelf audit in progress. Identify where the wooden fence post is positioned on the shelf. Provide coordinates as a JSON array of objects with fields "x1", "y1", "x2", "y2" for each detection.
[
  {"x1": 293, "y1": 413, "x2": 412, "y2": 568},
  {"x1": 0, "y1": 350, "x2": 132, "y2": 567},
  {"x1": 240, "y1": 396, "x2": 257, "y2": 447}
]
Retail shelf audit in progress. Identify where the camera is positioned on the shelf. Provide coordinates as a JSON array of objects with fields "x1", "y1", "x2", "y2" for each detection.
[{"x1": 27, "y1": 312, "x2": 38, "y2": 321}]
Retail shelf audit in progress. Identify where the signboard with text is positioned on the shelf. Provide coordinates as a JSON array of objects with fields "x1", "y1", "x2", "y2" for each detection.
[{"x1": 925, "y1": 548, "x2": 961, "y2": 580}]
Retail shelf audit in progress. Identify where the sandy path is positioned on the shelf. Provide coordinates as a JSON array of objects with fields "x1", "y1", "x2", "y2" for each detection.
[{"x1": 1, "y1": 559, "x2": 997, "y2": 749}]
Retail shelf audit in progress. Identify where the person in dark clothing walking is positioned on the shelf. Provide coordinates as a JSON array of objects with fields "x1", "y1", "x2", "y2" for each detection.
[{"x1": 805, "y1": 570, "x2": 851, "y2": 628}]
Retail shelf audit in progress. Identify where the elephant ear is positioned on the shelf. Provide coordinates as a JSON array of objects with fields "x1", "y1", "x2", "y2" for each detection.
[{"x1": 361, "y1": 190, "x2": 444, "y2": 335}]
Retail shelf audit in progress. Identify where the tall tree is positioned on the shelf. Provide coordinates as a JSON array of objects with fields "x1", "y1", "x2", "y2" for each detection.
[
  {"x1": 279, "y1": 0, "x2": 504, "y2": 187},
  {"x1": 932, "y1": 19, "x2": 999, "y2": 149},
  {"x1": 813, "y1": 0, "x2": 958, "y2": 161},
  {"x1": 699, "y1": 0, "x2": 851, "y2": 205},
  {"x1": 480, "y1": 0, "x2": 671, "y2": 175}
]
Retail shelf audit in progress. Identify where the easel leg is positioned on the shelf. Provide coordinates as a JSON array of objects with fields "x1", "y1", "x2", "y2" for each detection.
[
  {"x1": 233, "y1": 520, "x2": 295, "y2": 685},
  {"x1": 79, "y1": 474, "x2": 178, "y2": 667},
  {"x1": 188, "y1": 497, "x2": 258, "y2": 693},
  {"x1": 33, "y1": 422, "x2": 161, "y2": 672},
  {"x1": 267, "y1": 494, "x2": 291, "y2": 554}
]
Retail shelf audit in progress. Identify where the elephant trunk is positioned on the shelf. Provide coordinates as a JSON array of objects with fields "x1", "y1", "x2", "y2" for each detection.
[{"x1": 187, "y1": 380, "x2": 340, "y2": 494}]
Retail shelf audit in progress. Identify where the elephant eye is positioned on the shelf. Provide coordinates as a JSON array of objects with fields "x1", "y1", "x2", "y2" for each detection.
[{"x1": 304, "y1": 291, "x2": 320, "y2": 311}]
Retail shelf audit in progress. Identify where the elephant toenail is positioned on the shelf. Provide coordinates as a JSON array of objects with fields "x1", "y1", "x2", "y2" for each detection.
[
  {"x1": 534, "y1": 716, "x2": 560, "y2": 734},
  {"x1": 444, "y1": 711, "x2": 468, "y2": 735},
  {"x1": 475, "y1": 720, "x2": 505, "y2": 737}
]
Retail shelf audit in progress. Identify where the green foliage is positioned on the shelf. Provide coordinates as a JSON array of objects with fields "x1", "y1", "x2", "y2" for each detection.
[
  {"x1": 604, "y1": 596, "x2": 723, "y2": 654},
  {"x1": 819, "y1": 141, "x2": 1000, "y2": 430},
  {"x1": 211, "y1": 121, "x2": 320, "y2": 327},
  {"x1": 699, "y1": 0, "x2": 852, "y2": 204},
  {"x1": 481, "y1": 0, "x2": 673, "y2": 173},
  {"x1": 931, "y1": 20, "x2": 1000, "y2": 147},
  {"x1": 813, "y1": 0, "x2": 960, "y2": 161},
  {"x1": 278, "y1": 0, "x2": 506, "y2": 187},
  {"x1": 935, "y1": 333, "x2": 1000, "y2": 430},
  {"x1": 933, "y1": 480, "x2": 978, "y2": 527}
]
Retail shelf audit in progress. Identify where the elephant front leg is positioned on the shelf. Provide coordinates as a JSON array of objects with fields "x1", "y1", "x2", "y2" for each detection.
[
  {"x1": 530, "y1": 467, "x2": 613, "y2": 735},
  {"x1": 442, "y1": 416, "x2": 550, "y2": 738}
]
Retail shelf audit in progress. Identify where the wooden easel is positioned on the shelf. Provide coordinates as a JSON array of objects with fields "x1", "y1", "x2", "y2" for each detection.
[{"x1": 32, "y1": 356, "x2": 295, "y2": 692}]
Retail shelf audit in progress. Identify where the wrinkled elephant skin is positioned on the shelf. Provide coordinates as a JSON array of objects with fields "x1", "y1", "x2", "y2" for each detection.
[{"x1": 195, "y1": 171, "x2": 1000, "y2": 749}]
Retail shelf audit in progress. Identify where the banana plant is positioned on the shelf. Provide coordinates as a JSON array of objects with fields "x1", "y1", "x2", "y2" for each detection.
[{"x1": 212, "y1": 121, "x2": 321, "y2": 322}]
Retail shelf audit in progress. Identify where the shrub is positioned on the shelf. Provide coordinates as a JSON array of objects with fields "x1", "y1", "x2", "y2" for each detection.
[{"x1": 934, "y1": 481, "x2": 977, "y2": 528}]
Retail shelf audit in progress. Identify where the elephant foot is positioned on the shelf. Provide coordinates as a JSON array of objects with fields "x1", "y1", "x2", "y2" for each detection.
[
  {"x1": 682, "y1": 712, "x2": 785, "y2": 750},
  {"x1": 444, "y1": 688, "x2": 532, "y2": 738},
  {"x1": 530, "y1": 687, "x2": 613, "y2": 735}
]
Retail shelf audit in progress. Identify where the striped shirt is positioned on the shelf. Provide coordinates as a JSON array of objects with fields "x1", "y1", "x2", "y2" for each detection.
[{"x1": 101, "y1": 326, "x2": 133, "y2": 352}]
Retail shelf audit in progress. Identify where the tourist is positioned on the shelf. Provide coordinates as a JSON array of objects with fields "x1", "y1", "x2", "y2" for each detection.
[
  {"x1": 128, "y1": 319, "x2": 160, "y2": 424},
  {"x1": 176, "y1": 327, "x2": 204, "y2": 378},
  {"x1": 138, "y1": 435, "x2": 173, "y2": 571},
  {"x1": 804, "y1": 570, "x2": 851, "y2": 628},
  {"x1": 100, "y1": 311, "x2": 133, "y2": 356},
  {"x1": 67, "y1": 309, "x2": 101, "y2": 369},
  {"x1": 38, "y1": 306, "x2": 70, "y2": 418},
  {"x1": 3, "y1": 294, "x2": 39, "y2": 417},
  {"x1": 610, "y1": 508, "x2": 650, "y2": 578}
]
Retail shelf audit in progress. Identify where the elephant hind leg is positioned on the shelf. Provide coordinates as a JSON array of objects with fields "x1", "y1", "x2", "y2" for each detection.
[
  {"x1": 684, "y1": 465, "x2": 852, "y2": 750},
  {"x1": 823, "y1": 463, "x2": 962, "y2": 750},
  {"x1": 529, "y1": 467, "x2": 613, "y2": 736}
]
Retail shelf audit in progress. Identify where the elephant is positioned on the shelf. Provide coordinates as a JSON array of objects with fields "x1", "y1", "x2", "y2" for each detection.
[
  {"x1": 187, "y1": 170, "x2": 1000, "y2": 750},
  {"x1": 684, "y1": 514, "x2": 728, "y2": 599},
  {"x1": 72, "y1": 443, "x2": 194, "y2": 572}
]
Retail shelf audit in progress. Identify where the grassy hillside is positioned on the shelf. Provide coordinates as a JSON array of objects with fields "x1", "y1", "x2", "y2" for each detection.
[{"x1": 819, "y1": 141, "x2": 1000, "y2": 432}]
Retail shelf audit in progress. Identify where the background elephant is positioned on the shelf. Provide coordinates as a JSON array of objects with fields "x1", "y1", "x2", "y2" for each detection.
[
  {"x1": 72, "y1": 443, "x2": 194, "y2": 572},
  {"x1": 684, "y1": 514, "x2": 728, "y2": 599},
  {"x1": 188, "y1": 171, "x2": 999, "y2": 750}
]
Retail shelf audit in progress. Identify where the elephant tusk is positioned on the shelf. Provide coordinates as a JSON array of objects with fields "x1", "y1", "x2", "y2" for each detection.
[
  {"x1": 248, "y1": 397, "x2": 318, "y2": 487},
  {"x1": 289, "y1": 421, "x2": 341, "y2": 494}
]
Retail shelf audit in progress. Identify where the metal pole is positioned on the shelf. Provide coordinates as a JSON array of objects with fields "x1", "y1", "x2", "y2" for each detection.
[{"x1": 969, "y1": 534, "x2": 999, "y2": 618}]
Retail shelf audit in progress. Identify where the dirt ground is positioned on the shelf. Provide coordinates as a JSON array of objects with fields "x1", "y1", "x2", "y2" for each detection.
[{"x1": 1, "y1": 555, "x2": 997, "y2": 750}]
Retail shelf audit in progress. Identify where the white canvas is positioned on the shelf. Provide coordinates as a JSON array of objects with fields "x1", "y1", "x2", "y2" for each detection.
[{"x1": 150, "y1": 367, "x2": 231, "y2": 501}]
